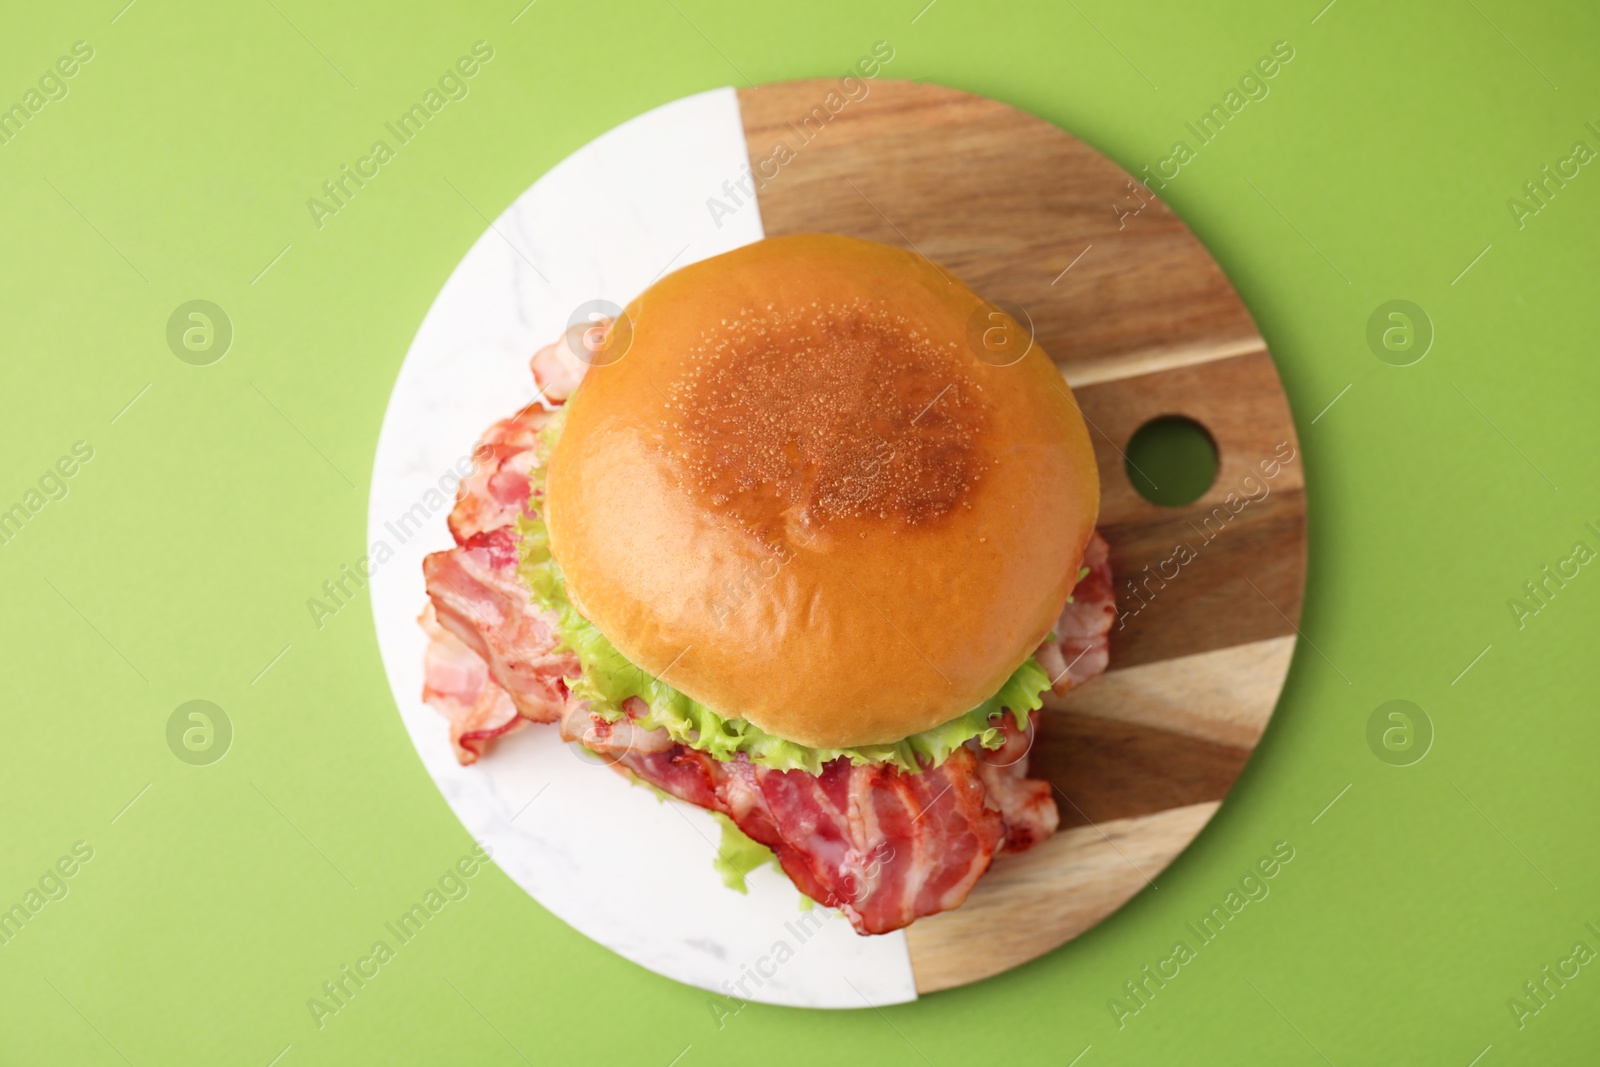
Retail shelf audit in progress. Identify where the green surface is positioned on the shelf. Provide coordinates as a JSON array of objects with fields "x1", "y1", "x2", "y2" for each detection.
[
  {"x1": 1, "y1": 0, "x2": 1596, "y2": 1063},
  {"x1": 1125, "y1": 415, "x2": 1220, "y2": 507}
]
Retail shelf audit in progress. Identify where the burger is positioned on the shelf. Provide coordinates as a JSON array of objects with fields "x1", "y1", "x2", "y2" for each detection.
[{"x1": 419, "y1": 234, "x2": 1115, "y2": 934}]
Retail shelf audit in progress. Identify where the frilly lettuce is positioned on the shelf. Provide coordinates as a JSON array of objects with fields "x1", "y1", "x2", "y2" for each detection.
[
  {"x1": 711, "y1": 813, "x2": 777, "y2": 893},
  {"x1": 516, "y1": 407, "x2": 1049, "y2": 776}
]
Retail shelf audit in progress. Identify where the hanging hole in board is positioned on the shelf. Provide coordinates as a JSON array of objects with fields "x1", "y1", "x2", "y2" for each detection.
[{"x1": 1124, "y1": 415, "x2": 1218, "y2": 507}]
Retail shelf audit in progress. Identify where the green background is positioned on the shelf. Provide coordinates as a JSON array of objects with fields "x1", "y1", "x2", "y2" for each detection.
[{"x1": 2, "y1": 0, "x2": 1596, "y2": 1063}]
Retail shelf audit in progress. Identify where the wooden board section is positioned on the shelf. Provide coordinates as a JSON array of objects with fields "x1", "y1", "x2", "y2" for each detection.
[
  {"x1": 904, "y1": 802, "x2": 1221, "y2": 994},
  {"x1": 738, "y1": 80, "x2": 1306, "y2": 993}
]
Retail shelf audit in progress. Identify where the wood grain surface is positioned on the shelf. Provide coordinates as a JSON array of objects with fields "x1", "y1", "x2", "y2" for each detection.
[{"x1": 738, "y1": 79, "x2": 1306, "y2": 994}]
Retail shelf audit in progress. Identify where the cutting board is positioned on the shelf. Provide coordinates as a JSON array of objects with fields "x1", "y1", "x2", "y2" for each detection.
[{"x1": 736, "y1": 80, "x2": 1307, "y2": 993}]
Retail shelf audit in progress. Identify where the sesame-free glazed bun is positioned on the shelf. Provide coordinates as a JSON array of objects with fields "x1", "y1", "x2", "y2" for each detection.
[{"x1": 543, "y1": 234, "x2": 1099, "y2": 749}]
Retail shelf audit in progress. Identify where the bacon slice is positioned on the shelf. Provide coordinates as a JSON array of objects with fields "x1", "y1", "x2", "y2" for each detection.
[
  {"x1": 420, "y1": 603, "x2": 523, "y2": 764},
  {"x1": 562, "y1": 695, "x2": 676, "y2": 759},
  {"x1": 600, "y1": 736, "x2": 1003, "y2": 934},
  {"x1": 422, "y1": 527, "x2": 575, "y2": 727},
  {"x1": 528, "y1": 326, "x2": 594, "y2": 404},
  {"x1": 1036, "y1": 530, "x2": 1116, "y2": 696},
  {"x1": 743, "y1": 752, "x2": 1004, "y2": 933},
  {"x1": 974, "y1": 711, "x2": 1059, "y2": 853},
  {"x1": 541, "y1": 690, "x2": 1027, "y2": 934},
  {"x1": 612, "y1": 744, "x2": 728, "y2": 814},
  {"x1": 424, "y1": 400, "x2": 570, "y2": 750},
  {"x1": 448, "y1": 404, "x2": 555, "y2": 544}
]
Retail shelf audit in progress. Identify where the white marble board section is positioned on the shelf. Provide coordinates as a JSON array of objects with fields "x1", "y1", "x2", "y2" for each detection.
[{"x1": 368, "y1": 87, "x2": 920, "y2": 1009}]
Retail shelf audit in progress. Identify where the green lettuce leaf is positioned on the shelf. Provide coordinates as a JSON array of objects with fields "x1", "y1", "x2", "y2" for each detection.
[
  {"x1": 711, "y1": 813, "x2": 777, "y2": 893},
  {"x1": 516, "y1": 407, "x2": 1050, "y2": 775}
]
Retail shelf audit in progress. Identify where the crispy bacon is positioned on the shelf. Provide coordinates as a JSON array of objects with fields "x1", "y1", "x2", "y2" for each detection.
[
  {"x1": 974, "y1": 711, "x2": 1059, "y2": 853},
  {"x1": 528, "y1": 327, "x2": 593, "y2": 404},
  {"x1": 417, "y1": 337, "x2": 1112, "y2": 934},
  {"x1": 562, "y1": 695, "x2": 676, "y2": 758},
  {"x1": 422, "y1": 527, "x2": 575, "y2": 726},
  {"x1": 420, "y1": 634, "x2": 1042, "y2": 934},
  {"x1": 735, "y1": 751, "x2": 1004, "y2": 933},
  {"x1": 1035, "y1": 530, "x2": 1115, "y2": 696},
  {"x1": 612, "y1": 745, "x2": 728, "y2": 814},
  {"x1": 544, "y1": 698, "x2": 1057, "y2": 934},
  {"x1": 602, "y1": 722, "x2": 1008, "y2": 933},
  {"x1": 447, "y1": 405, "x2": 555, "y2": 543},
  {"x1": 419, "y1": 603, "x2": 524, "y2": 764}
]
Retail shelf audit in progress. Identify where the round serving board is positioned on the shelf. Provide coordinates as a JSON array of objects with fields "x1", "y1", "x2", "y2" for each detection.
[
  {"x1": 735, "y1": 79, "x2": 1306, "y2": 993},
  {"x1": 371, "y1": 79, "x2": 1305, "y2": 1009}
]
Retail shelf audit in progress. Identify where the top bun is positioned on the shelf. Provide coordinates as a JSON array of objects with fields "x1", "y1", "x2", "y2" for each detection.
[{"x1": 544, "y1": 234, "x2": 1099, "y2": 749}]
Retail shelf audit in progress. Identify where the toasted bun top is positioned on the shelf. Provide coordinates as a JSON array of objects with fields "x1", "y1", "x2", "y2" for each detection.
[{"x1": 544, "y1": 234, "x2": 1099, "y2": 749}]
